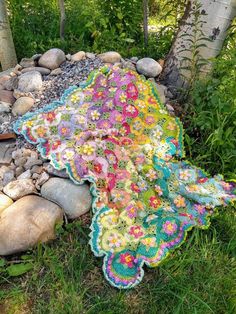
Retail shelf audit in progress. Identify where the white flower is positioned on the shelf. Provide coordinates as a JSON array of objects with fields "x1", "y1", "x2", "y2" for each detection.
[
  {"x1": 91, "y1": 110, "x2": 101, "y2": 121},
  {"x1": 146, "y1": 169, "x2": 157, "y2": 181},
  {"x1": 152, "y1": 128, "x2": 163, "y2": 139},
  {"x1": 179, "y1": 170, "x2": 191, "y2": 181}
]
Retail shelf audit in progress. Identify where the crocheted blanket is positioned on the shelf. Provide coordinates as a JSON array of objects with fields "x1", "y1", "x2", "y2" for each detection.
[{"x1": 14, "y1": 65, "x2": 236, "y2": 289}]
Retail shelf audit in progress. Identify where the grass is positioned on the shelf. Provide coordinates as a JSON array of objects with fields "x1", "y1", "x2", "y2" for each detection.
[{"x1": 0, "y1": 205, "x2": 236, "y2": 314}]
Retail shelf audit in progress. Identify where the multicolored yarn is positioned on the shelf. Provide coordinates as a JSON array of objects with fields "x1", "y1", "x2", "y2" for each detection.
[{"x1": 14, "y1": 65, "x2": 236, "y2": 289}]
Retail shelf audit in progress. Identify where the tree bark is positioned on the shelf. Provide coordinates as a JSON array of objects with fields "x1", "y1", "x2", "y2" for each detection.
[
  {"x1": 143, "y1": 0, "x2": 149, "y2": 48},
  {"x1": 0, "y1": 0, "x2": 17, "y2": 71},
  {"x1": 58, "y1": 0, "x2": 66, "y2": 41},
  {"x1": 161, "y1": 0, "x2": 236, "y2": 93}
]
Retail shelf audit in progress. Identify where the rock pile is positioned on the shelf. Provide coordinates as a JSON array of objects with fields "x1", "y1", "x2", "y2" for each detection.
[{"x1": 0, "y1": 48, "x2": 173, "y2": 256}]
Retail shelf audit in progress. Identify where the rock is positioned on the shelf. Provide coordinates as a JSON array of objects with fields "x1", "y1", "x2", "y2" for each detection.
[
  {"x1": 44, "y1": 163, "x2": 69, "y2": 178},
  {"x1": 41, "y1": 178, "x2": 92, "y2": 219},
  {"x1": 13, "y1": 89, "x2": 34, "y2": 99},
  {"x1": 12, "y1": 97, "x2": 35, "y2": 116},
  {"x1": 12, "y1": 148, "x2": 32, "y2": 160},
  {"x1": 98, "y1": 51, "x2": 121, "y2": 64},
  {"x1": 38, "y1": 48, "x2": 66, "y2": 70},
  {"x1": 14, "y1": 157, "x2": 27, "y2": 167},
  {"x1": 0, "y1": 74, "x2": 11, "y2": 87},
  {"x1": 0, "y1": 195, "x2": 63, "y2": 255},
  {"x1": 86, "y1": 52, "x2": 96, "y2": 59},
  {"x1": 0, "y1": 101, "x2": 11, "y2": 113},
  {"x1": 136, "y1": 58, "x2": 162, "y2": 78},
  {"x1": 130, "y1": 56, "x2": 138, "y2": 63},
  {"x1": 155, "y1": 84, "x2": 167, "y2": 104},
  {"x1": 0, "y1": 192, "x2": 13, "y2": 214},
  {"x1": 148, "y1": 79, "x2": 167, "y2": 104},
  {"x1": 31, "y1": 165, "x2": 43, "y2": 174},
  {"x1": 19, "y1": 58, "x2": 35, "y2": 68},
  {"x1": 17, "y1": 169, "x2": 31, "y2": 180},
  {"x1": 15, "y1": 166, "x2": 24, "y2": 177},
  {"x1": 24, "y1": 157, "x2": 43, "y2": 170},
  {"x1": 3, "y1": 179, "x2": 36, "y2": 200},
  {"x1": 166, "y1": 104, "x2": 175, "y2": 113},
  {"x1": 3, "y1": 76, "x2": 18, "y2": 91},
  {"x1": 2, "y1": 169, "x2": 15, "y2": 186},
  {"x1": 0, "y1": 140, "x2": 15, "y2": 164},
  {"x1": 65, "y1": 54, "x2": 71, "y2": 61},
  {"x1": 32, "y1": 173, "x2": 39, "y2": 180},
  {"x1": 13, "y1": 64, "x2": 22, "y2": 75},
  {"x1": 122, "y1": 61, "x2": 136, "y2": 71},
  {"x1": 21, "y1": 67, "x2": 51, "y2": 75},
  {"x1": 18, "y1": 71, "x2": 43, "y2": 92},
  {"x1": 31, "y1": 54, "x2": 42, "y2": 62},
  {"x1": 0, "y1": 90, "x2": 15, "y2": 104},
  {"x1": 50, "y1": 68, "x2": 62, "y2": 76},
  {"x1": 35, "y1": 171, "x2": 49, "y2": 189},
  {"x1": 71, "y1": 51, "x2": 86, "y2": 62}
]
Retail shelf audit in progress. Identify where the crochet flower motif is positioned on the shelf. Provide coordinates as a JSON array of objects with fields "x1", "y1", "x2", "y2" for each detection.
[{"x1": 14, "y1": 65, "x2": 236, "y2": 289}]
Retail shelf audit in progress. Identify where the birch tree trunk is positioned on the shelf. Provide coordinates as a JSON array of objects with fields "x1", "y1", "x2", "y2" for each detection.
[
  {"x1": 143, "y1": 0, "x2": 148, "y2": 48},
  {"x1": 161, "y1": 0, "x2": 236, "y2": 92},
  {"x1": 58, "y1": 0, "x2": 66, "y2": 41},
  {"x1": 0, "y1": 0, "x2": 17, "y2": 70}
]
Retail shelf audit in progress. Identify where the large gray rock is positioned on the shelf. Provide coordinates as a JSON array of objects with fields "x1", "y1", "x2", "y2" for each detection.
[
  {"x1": 98, "y1": 51, "x2": 121, "y2": 64},
  {"x1": 0, "y1": 195, "x2": 63, "y2": 255},
  {"x1": 3, "y1": 179, "x2": 36, "y2": 200},
  {"x1": 12, "y1": 96, "x2": 35, "y2": 116},
  {"x1": 38, "y1": 48, "x2": 66, "y2": 70},
  {"x1": 136, "y1": 58, "x2": 162, "y2": 78},
  {"x1": 18, "y1": 71, "x2": 42, "y2": 92},
  {"x1": 41, "y1": 178, "x2": 92, "y2": 219}
]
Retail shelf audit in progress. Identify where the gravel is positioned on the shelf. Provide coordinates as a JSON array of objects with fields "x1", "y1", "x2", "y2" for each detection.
[{"x1": 1, "y1": 58, "x2": 104, "y2": 146}]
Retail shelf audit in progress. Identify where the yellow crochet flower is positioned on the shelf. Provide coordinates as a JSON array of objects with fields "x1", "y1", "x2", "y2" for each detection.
[{"x1": 82, "y1": 144, "x2": 94, "y2": 155}]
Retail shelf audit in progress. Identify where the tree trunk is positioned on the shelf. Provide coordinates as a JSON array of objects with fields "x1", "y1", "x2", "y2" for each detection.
[
  {"x1": 161, "y1": 0, "x2": 236, "y2": 93},
  {"x1": 143, "y1": 0, "x2": 148, "y2": 48},
  {"x1": 0, "y1": 0, "x2": 17, "y2": 71},
  {"x1": 58, "y1": 0, "x2": 66, "y2": 41}
]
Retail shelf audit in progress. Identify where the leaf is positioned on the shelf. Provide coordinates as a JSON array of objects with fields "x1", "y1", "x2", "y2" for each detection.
[
  {"x1": 117, "y1": 12, "x2": 123, "y2": 20},
  {"x1": 6, "y1": 263, "x2": 33, "y2": 277},
  {"x1": 123, "y1": 38, "x2": 135, "y2": 43},
  {"x1": 0, "y1": 258, "x2": 6, "y2": 267}
]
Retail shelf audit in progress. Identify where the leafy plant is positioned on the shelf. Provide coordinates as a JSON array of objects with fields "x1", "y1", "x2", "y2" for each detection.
[
  {"x1": 178, "y1": 0, "x2": 211, "y2": 97},
  {"x1": 184, "y1": 21, "x2": 236, "y2": 179}
]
